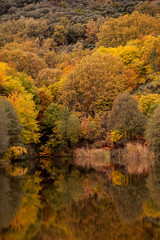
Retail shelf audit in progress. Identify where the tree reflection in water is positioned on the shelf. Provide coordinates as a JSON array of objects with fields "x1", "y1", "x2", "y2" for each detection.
[
  {"x1": 0, "y1": 170, "x2": 23, "y2": 230},
  {"x1": 111, "y1": 177, "x2": 148, "y2": 224},
  {"x1": 147, "y1": 162, "x2": 160, "y2": 210},
  {"x1": 1, "y1": 164, "x2": 160, "y2": 240}
]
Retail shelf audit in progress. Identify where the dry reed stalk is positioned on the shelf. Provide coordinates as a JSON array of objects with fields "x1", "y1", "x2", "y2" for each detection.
[
  {"x1": 124, "y1": 143, "x2": 155, "y2": 175},
  {"x1": 74, "y1": 147, "x2": 110, "y2": 169}
]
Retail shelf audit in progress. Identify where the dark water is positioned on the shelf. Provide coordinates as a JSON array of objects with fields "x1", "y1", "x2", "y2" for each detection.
[{"x1": 1, "y1": 160, "x2": 160, "y2": 240}]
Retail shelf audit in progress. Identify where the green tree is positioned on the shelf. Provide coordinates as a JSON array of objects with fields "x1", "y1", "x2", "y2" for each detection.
[
  {"x1": 56, "y1": 108, "x2": 80, "y2": 146},
  {"x1": 0, "y1": 99, "x2": 9, "y2": 154},
  {"x1": 42, "y1": 106, "x2": 80, "y2": 150},
  {"x1": 66, "y1": 114, "x2": 80, "y2": 145},
  {"x1": 145, "y1": 104, "x2": 160, "y2": 155},
  {"x1": 53, "y1": 108, "x2": 80, "y2": 147},
  {"x1": 0, "y1": 98, "x2": 22, "y2": 155},
  {"x1": 109, "y1": 92, "x2": 146, "y2": 139},
  {"x1": 43, "y1": 103, "x2": 60, "y2": 131}
]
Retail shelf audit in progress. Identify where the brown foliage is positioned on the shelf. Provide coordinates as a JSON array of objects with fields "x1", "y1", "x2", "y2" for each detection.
[
  {"x1": 61, "y1": 52, "x2": 137, "y2": 116},
  {"x1": 97, "y1": 11, "x2": 160, "y2": 48},
  {"x1": 124, "y1": 142, "x2": 155, "y2": 175}
]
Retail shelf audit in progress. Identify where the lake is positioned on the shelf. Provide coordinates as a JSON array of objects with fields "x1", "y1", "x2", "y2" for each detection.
[{"x1": 0, "y1": 158, "x2": 160, "y2": 240}]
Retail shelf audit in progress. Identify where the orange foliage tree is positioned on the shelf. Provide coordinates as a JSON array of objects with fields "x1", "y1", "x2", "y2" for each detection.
[{"x1": 61, "y1": 52, "x2": 137, "y2": 116}]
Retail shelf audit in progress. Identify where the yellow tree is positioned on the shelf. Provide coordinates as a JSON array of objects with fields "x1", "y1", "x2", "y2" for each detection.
[
  {"x1": 137, "y1": 93, "x2": 160, "y2": 117},
  {"x1": 8, "y1": 92, "x2": 40, "y2": 144},
  {"x1": 0, "y1": 61, "x2": 37, "y2": 96},
  {"x1": 98, "y1": 45, "x2": 147, "y2": 83},
  {"x1": 0, "y1": 62, "x2": 8, "y2": 87}
]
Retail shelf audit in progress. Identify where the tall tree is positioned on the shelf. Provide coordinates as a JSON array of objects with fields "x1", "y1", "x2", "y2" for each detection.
[
  {"x1": 61, "y1": 52, "x2": 137, "y2": 116},
  {"x1": 109, "y1": 92, "x2": 146, "y2": 139},
  {"x1": 0, "y1": 97, "x2": 22, "y2": 155},
  {"x1": 145, "y1": 104, "x2": 160, "y2": 155}
]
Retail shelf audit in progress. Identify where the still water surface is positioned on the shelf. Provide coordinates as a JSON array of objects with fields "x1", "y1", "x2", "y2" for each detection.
[{"x1": 0, "y1": 159, "x2": 160, "y2": 240}]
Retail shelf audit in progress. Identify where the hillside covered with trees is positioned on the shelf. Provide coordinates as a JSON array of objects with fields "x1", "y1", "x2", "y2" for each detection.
[
  {"x1": 1, "y1": 1, "x2": 160, "y2": 240},
  {"x1": 0, "y1": 0, "x2": 160, "y2": 170}
]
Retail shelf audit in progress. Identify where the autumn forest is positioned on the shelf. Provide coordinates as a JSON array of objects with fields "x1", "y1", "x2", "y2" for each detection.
[{"x1": 0, "y1": 0, "x2": 160, "y2": 239}]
